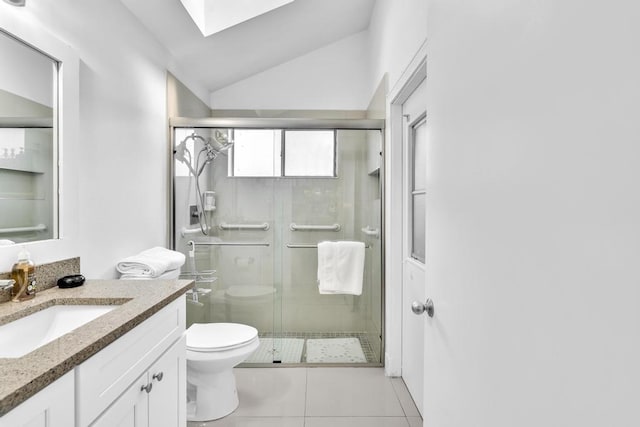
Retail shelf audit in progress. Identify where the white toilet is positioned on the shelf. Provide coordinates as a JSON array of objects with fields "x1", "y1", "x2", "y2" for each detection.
[
  {"x1": 186, "y1": 322, "x2": 259, "y2": 421},
  {"x1": 116, "y1": 256, "x2": 258, "y2": 422}
]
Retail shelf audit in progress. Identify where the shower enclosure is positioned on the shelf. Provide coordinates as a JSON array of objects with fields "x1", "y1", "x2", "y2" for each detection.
[{"x1": 170, "y1": 118, "x2": 384, "y2": 365}]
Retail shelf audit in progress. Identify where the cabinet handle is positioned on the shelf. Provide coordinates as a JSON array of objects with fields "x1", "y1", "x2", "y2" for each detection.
[
  {"x1": 152, "y1": 372, "x2": 164, "y2": 382},
  {"x1": 140, "y1": 383, "x2": 153, "y2": 394}
]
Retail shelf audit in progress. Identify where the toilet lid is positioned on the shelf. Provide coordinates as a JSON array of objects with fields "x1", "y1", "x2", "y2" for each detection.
[{"x1": 186, "y1": 323, "x2": 258, "y2": 352}]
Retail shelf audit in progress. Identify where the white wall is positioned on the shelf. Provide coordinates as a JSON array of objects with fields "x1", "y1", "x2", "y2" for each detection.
[
  {"x1": 424, "y1": 0, "x2": 640, "y2": 425},
  {"x1": 367, "y1": 0, "x2": 427, "y2": 96},
  {"x1": 210, "y1": 31, "x2": 371, "y2": 110},
  {"x1": 0, "y1": 1, "x2": 193, "y2": 277}
]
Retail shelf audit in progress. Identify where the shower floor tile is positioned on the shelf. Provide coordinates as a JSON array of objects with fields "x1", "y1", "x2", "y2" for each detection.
[
  {"x1": 305, "y1": 338, "x2": 367, "y2": 363},
  {"x1": 249, "y1": 332, "x2": 379, "y2": 364}
]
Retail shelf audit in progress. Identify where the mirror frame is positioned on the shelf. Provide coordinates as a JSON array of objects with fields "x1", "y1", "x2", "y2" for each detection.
[{"x1": 0, "y1": 7, "x2": 79, "y2": 272}]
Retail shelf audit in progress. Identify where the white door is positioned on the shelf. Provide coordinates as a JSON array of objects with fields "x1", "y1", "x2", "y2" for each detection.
[{"x1": 401, "y1": 78, "x2": 427, "y2": 415}]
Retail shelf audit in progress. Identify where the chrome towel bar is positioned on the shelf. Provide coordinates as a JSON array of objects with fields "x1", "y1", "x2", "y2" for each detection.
[
  {"x1": 286, "y1": 243, "x2": 371, "y2": 249},
  {"x1": 188, "y1": 240, "x2": 270, "y2": 247}
]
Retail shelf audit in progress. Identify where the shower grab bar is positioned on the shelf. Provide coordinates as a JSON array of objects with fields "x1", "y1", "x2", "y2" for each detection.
[
  {"x1": 289, "y1": 223, "x2": 341, "y2": 232},
  {"x1": 361, "y1": 226, "x2": 380, "y2": 238},
  {"x1": 219, "y1": 222, "x2": 270, "y2": 231},
  {"x1": 0, "y1": 224, "x2": 46, "y2": 234},
  {"x1": 286, "y1": 243, "x2": 371, "y2": 249},
  {"x1": 188, "y1": 240, "x2": 270, "y2": 247}
]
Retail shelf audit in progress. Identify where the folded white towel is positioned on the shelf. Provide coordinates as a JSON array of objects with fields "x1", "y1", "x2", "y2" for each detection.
[
  {"x1": 116, "y1": 247, "x2": 185, "y2": 278},
  {"x1": 317, "y1": 241, "x2": 365, "y2": 296},
  {"x1": 120, "y1": 268, "x2": 180, "y2": 280}
]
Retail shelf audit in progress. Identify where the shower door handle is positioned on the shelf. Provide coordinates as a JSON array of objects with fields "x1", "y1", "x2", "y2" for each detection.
[{"x1": 412, "y1": 299, "x2": 434, "y2": 318}]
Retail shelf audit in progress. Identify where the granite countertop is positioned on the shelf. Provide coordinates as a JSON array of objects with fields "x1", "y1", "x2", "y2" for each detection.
[{"x1": 0, "y1": 279, "x2": 193, "y2": 417}]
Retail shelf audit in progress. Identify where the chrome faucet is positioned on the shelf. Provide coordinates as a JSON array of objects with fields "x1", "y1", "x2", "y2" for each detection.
[
  {"x1": 0, "y1": 280, "x2": 15, "y2": 303},
  {"x1": 0, "y1": 279, "x2": 15, "y2": 291}
]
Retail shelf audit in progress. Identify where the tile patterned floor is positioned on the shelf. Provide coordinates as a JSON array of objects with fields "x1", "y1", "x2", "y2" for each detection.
[
  {"x1": 187, "y1": 367, "x2": 422, "y2": 427},
  {"x1": 249, "y1": 332, "x2": 380, "y2": 364}
]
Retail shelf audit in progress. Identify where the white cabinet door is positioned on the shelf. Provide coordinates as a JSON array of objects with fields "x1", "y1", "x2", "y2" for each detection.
[
  {"x1": 90, "y1": 374, "x2": 148, "y2": 427},
  {"x1": 148, "y1": 336, "x2": 186, "y2": 427},
  {"x1": 91, "y1": 336, "x2": 186, "y2": 427},
  {"x1": 0, "y1": 371, "x2": 74, "y2": 427}
]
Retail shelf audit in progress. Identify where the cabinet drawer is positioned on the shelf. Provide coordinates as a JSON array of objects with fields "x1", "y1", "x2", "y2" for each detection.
[{"x1": 76, "y1": 297, "x2": 185, "y2": 427}]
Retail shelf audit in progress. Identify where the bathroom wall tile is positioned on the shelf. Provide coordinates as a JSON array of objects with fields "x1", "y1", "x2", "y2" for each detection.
[
  {"x1": 305, "y1": 417, "x2": 410, "y2": 427},
  {"x1": 390, "y1": 377, "x2": 421, "y2": 417},
  {"x1": 306, "y1": 368, "x2": 404, "y2": 417},
  {"x1": 188, "y1": 416, "x2": 305, "y2": 427},
  {"x1": 233, "y1": 368, "x2": 307, "y2": 416},
  {"x1": 407, "y1": 416, "x2": 423, "y2": 427}
]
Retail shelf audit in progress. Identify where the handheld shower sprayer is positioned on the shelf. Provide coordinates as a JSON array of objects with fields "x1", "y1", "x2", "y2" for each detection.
[{"x1": 174, "y1": 131, "x2": 234, "y2": 236}]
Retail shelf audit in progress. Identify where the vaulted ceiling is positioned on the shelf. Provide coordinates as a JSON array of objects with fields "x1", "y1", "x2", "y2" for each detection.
[{"x1": 121, "y1": 0, "x2": 376, "y2": 93}]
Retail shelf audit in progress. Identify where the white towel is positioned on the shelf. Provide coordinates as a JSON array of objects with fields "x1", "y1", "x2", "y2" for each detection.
[
  {"x1": 120, "y1": 268, "x2": 180, "y2": 280},
  {"x1": 116, "y1": 247, "x2": 185, "y2": 278},
  {"x1": 317, "y1": 241, "x2": 365, "y2": 295}
]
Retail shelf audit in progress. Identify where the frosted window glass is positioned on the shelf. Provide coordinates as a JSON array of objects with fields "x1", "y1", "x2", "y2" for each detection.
[
  {"x1": 413, "y1": 121, "x2": 426, "y2": 191},
  {"x1": 284, "y1": 131, "x2": 335, "y2": 177},
  {"x1": 174, "y1": 128, "x2": 195, "y2": 177},
  {"x1": 412, "y1": 193, "x2": 426, "y2": 262},
  {"x1": 232, "y1": 129, "x2": 282, "y2": 177}
]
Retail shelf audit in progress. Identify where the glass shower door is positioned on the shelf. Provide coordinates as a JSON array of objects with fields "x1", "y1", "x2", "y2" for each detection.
[{"x1": 172, "y1": 126, "x2": 280, "y2": 364}]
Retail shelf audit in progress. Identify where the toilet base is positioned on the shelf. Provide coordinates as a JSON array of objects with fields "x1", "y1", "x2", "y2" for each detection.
[{"x1": 187, "y1": 368, "x2": 239, "y2": 421}]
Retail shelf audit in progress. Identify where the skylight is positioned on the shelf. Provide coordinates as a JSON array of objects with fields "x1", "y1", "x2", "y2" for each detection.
[{"x1": 180, "y1": 0, "x2": 296, "y2": 37}]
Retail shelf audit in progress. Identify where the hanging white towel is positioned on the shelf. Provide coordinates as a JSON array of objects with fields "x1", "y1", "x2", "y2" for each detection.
[
  {"x1": 317, "y1": 241, "x2": 365, "y2": 296},
  {"x1": 116, "y1": 247, "x2": 185, "y2": 278}
]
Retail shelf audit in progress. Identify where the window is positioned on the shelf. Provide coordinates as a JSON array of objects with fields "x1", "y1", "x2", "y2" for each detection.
[
  {"x1": 231, "y1": 129, "x2": 282, "y2": 177},
  {"x1": 229, "y1": 129, "x2": 336, "y2": 178},
  {"x1": 411, "y1": 117, "x2": 427, "y2": 263}
]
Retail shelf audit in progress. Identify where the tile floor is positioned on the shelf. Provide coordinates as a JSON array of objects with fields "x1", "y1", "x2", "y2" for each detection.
[{"x1": 188, "y1": 367, "x2": 422, "y2": 427}]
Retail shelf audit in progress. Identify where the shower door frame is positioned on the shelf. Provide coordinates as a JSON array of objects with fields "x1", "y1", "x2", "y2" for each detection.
[{"x1": 169, "y1": 117, "x2": 386, "y2": 366}]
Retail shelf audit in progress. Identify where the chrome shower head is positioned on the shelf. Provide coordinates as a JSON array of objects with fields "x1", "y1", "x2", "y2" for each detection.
[{"x1": 211, "y1": 130, "x2": 234, "y2": 153}]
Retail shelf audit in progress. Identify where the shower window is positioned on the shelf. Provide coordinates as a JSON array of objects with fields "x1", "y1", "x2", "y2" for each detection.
[
  {"x1": 229, "y1": 129, "x2": 336, "y2": 178},
  {"x1": 231, "y1": 129, "x2": 282, "y2": 177},
  {"x1": 174, "y1": 128, "x2": 196, "y2": 177}
]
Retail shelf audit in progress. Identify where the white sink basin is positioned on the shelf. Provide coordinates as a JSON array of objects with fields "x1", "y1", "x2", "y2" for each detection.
[{"x1": 0, "y1": 304, "x2": 117, "y2": 358}]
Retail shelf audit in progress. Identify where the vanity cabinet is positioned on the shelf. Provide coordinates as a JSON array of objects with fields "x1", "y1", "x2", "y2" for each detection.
[
  {"x1": 0, "y1": 296, "x2": 186, "y2": 427},
  {"x1": 76, "y1": 297, "x2": 186, "y2": 426},
  {"x1": 91, "y1": 336, "x2": 186, "y2": 427},
  {"x1": 0, "y1": 371, "x2": 74, "y2": 427}
]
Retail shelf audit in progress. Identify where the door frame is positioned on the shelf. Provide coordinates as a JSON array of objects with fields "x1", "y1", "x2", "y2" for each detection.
[{"x1": 384, "y1": 40, "x2": 427, "y2": 376}]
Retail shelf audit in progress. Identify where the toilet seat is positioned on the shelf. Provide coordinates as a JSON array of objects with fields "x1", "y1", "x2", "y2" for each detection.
[{"x1": 187, "y1": 323, "x2": 258, "y2": 353}]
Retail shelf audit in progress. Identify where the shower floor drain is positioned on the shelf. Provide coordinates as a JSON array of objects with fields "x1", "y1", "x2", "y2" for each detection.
[{"x1": 245, "y1": 338, "x2": 304, "y2": 363}]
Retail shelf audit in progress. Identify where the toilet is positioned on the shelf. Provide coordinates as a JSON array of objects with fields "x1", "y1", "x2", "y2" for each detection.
[
  {"x1": 186, "y1": 322, "x2": 259, "y2": 421},
  {"x1": 116, "y1": 255, "x2": 259, "y2": 421}
]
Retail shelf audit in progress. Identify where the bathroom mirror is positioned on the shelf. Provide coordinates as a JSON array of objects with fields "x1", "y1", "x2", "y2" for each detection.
[{"x1": 0, "y1": 28, "x2": 58, "y2": 244}]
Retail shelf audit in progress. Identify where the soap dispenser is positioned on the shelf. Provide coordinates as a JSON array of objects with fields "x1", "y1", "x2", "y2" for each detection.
[{"x1": 11, "y1": 249, "x2": 36, "y2": 302}]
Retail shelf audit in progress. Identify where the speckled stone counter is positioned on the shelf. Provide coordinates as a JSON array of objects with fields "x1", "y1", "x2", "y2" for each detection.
[{"x1": 0, "y1": 278, "x2": 193, "y2": 417}]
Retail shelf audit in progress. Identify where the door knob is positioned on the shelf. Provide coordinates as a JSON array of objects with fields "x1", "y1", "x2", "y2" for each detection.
[
  {"x1": 153, "y1": 372, "x2": 164, "y2": 382},
  {"x1": 412, "y1": 299, "x2": 434, "y2": 317},
  {"x1": 141, "y1": 383, "x2": 153, "y2": 394}
]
